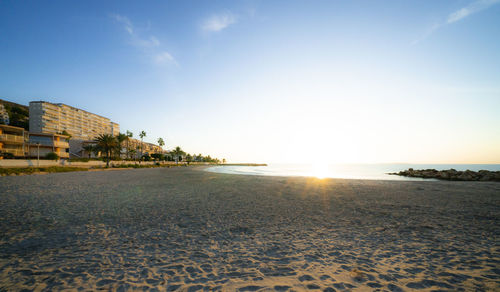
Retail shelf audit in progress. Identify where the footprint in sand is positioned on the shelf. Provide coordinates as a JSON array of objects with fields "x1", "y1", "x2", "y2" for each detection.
[
  {"x1": 299, "y1": 274, "x2": 315, "y2": 281},
  {"x1": 306, "y1": 283, "x2": 321, "y2": 289},
  {"x1": 387, "y1": 283, "x2": 404, "y2": 292},
  {"x1": 238, "y1": 285, "x2": 264, "y2": 291}
]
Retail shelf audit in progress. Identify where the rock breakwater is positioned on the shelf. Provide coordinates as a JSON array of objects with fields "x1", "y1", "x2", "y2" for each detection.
[{"x1": 389, "y1": 168, "x2": 500, "y2": 181}]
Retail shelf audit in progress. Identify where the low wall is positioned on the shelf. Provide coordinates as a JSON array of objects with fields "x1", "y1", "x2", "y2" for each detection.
[{"x1": 0, "y1": 160, "x2": 191, "y2": 168}]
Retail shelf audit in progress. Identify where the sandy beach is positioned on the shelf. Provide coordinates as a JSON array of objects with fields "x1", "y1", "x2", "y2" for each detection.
[{"x1": 0, "y1": 167, "x2": 499, "y2": 291}]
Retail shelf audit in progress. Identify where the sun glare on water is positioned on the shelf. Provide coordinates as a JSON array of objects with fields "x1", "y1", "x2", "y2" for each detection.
[{"x1": 311, "y1": 163, "x2": 330, "y2": 179}]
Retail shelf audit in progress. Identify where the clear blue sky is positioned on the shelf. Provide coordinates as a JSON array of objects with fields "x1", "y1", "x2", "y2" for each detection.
[{"x1": 1, "y1": 1, "x2": 499, "y2": 163}]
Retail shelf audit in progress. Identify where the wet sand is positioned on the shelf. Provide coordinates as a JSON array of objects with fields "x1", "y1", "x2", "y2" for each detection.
[{"x1": 0, "y1": 167, "x2": 499, "y2": 291}]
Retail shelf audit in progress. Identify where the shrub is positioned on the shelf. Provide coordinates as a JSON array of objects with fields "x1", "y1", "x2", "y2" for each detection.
[
  {"x1": 0, "y1": 152, "x2": 15, "y2": 159},
  {"x1": 45, "y1": 152, "x2": 59, "y2": 160},
  {"x1": 68, "y1": 158, "x2": 90, "y2": 162},
  {"x1": 151, "y1": 153, "x2": 163, "y2": 160},
  {"x1": 0, "y1": 166, "x2": 88, "y2": 176}
]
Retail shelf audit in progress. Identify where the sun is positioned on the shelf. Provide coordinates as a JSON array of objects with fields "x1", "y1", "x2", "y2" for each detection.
[{"x1": 311, "y1": 163, "x2": 329, "y2": 179}]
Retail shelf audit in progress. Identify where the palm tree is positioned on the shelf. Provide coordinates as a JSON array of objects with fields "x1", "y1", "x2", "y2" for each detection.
[
  {"x1": 96, "y1": 134, "x2": 117, "y2": 167},
  {"x1": 135, "y1": 146, "x2": 140, "y2": 161},
  {"x1": 61, "y1": 130, "x2": 72, "y2": 142},
  {"x1": 116, "y1": 133, "x2": 128, "y2": 159},
  {"x1": 126, "y1": 130, "x2": 133, "y2": 159},
  {"x1": 171, "y1": 146, "x2": 185, "y2": 164},
  {"x1": 139, "y1": 130, "x2": 146, "y2": 161},
  {"x1": 156, "y1": 138, "x2": 165, "y2": 162},
  {"x1": 82, "y1": 144, "x2": 94, "y2": 159},
  {"x1": 157, "y1": 137, "x2": 165, "y2": 150},
  {"x1": 93, "y1": 145, "x2": 100, "y2": 158},
  {"x1": 129, "y1": 149, "x2": 136, "y2": 161}
]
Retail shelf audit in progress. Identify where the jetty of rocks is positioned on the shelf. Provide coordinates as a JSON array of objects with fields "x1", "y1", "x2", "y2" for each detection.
[{"x1": 389, "y1": 168, "x2": 500, "y2": 181}]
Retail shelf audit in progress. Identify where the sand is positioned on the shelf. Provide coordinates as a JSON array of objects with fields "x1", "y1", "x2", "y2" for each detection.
[{"x1": 0, "y1": 167, "x2": 499, "y2": 291}]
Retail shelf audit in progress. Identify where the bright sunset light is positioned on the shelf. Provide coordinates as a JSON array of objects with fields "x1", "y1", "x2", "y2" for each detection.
[
  {"x1": 311, "y1": 163, "x2": 329, "y2": 179},
  {"x1": 1, "y1": 1, "x2": 499, "y2": 164},
  {"x1": 1, "y1": 1, "x2": 499, "y2": 291}
]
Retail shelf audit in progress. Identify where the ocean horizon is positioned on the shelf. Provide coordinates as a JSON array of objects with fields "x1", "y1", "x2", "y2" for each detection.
[{"x1": 206, "y1": 163, "x2": 500, "y2": 181}]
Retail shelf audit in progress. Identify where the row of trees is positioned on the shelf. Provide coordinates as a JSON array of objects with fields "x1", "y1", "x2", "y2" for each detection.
[
  {"x1": 83, "y1": 131, "x2": 224, "y2": 167},
  {"x1": 150, "y1": 148, "x2": 223, "y2": 164}
]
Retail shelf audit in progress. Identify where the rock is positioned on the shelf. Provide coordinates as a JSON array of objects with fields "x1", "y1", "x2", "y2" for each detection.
[{"x1": 392, "y1": 168, "x2": 500, "y2": 182}]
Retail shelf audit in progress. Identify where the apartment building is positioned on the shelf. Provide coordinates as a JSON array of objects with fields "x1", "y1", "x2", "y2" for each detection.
[
  {"x1": 1, "y1": 99, "x2": 166, "y2": 161},
  {"x1": 29, "y1": 133, "x2": 70, "y2": 159},
  {"x1": 0, "y1": 124, "x2": 70, "y2": 159},
  {"x1": 0, "y1": 124, "x2": 29, "y2": 158},
  {"x1": 79, "y1": 138, "x2": 164, "y2": 159},
  {"x1": 0, "y1": 104, "x2": 9, "y2": 125},
  {"x1": 29, "y1": 101, "x2": 120, "y2": 140},
  {"x1": 128, "y1": 138, "x2": 164, "y2": 156}
]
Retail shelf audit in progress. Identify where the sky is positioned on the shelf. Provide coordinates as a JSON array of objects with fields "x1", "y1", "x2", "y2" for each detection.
[{"x1": 1, "y1": 0, "x2": 499, "y2": 164}]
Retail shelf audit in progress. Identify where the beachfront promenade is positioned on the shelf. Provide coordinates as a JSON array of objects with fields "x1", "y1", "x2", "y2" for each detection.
[{"x1": 0, "y1": 167, "x2": 499, "y2": 290}]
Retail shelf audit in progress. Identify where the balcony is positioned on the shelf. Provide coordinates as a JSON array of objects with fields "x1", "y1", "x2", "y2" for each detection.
[
  {"x1": 30, "y1": 140, "x2": 69, "y2": 148},
  {"x1": 54, "y1": 141, "x2": 69, "y2": 148},
  {"x1": 0, "y1": 134, "x2": 26, "y2": 144},
  {"x1": 0, "y1": 148, "x2": 26, "y2": 157}
]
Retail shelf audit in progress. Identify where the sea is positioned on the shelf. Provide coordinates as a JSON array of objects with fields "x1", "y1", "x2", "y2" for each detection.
[{"x1": 205, "y1": 163, "x2": 500, "y2": 181}]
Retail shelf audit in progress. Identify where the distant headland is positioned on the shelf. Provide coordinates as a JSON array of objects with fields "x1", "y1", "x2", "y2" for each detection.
[{"x1": 219, "y1": 163, "x2": 267, "y2": 166}]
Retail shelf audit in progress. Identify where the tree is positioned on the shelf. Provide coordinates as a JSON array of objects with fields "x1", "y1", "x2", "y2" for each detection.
[
  {"x1": 135, "y1": 146, "x2": 140, "y2": 160},
  {"x1": 156, "y1": 138, "x2": 165, "y2": 162},
  {"x1": 82, "y1": 144, "x2": 95, "y2": 159},
  {"x1": 171, "y1": 146, "x2": 185, "y2": 164},
  {"x1": 129, "y1": 149, "x2": 136, "y2": 160},
  {"x1": 223, "y1": 158, "x2": 226, "y2": 164},
  {"x1": 126, "y1": 130, "x2": 133, "y2": 159},
  {"x1": 151, "y1": 153, "x2": 163, "y2": 161},
  {"x1": 157, "y1": 137, "x2": 165, "y2": 150},
  {"x1": 92, "y1": 145, "x2": 101, "y2": 158},
  {"x1": 61, "y1": 130, "x2": 72, "y2": 141},
  {"x1": 139, "y1": 131, "x2": 146, "y2": 161},
  {"x1": 0, "y1": 151, "x2": 14, "y2": 159},
  {"x1": 46, "y1": 152, "x2": 59, "y2": 160},
  {"x1": 116, "y1": 133, "x2": 128, "y2": 159},
  {"x1": 96, "y1": 134, "x2": 117, "y2": 167}
]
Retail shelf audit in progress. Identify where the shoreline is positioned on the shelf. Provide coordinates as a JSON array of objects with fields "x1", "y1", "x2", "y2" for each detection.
[{"x1": 0, "y1": 163, "x2": 265, "y2": 177}]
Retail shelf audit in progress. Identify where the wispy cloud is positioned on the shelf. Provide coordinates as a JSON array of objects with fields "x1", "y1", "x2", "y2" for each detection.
[
  {"x1": 412, "y1": 0, "x2": 500, "y2": 45},
  {"x1": 133, "y1": 36, "x2": 160, "y2": 49},
  {"x1": 110, "y1": 13, "x2": 176, "y2": 65},
  {"x1": 202, "y1": 11, "x2": 237, "y2": 33},
  {"x1": 448, "y1": 0, "x2": 500, "y2": 23},
  {"x1": 411, "y1": 22, "x2": 441, "y2": 46},
  {"x1": 111, "y1": 14, "x2": 134, "y2": 35},
  {"x1": 154, "y1": 51, "x2": 177, "y2": 65}
]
